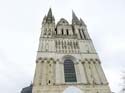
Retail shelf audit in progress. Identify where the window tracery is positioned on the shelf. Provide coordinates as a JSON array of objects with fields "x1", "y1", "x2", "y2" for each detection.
[{"x1": 64, "y1": 59, "x2": 77, "y2": 82}]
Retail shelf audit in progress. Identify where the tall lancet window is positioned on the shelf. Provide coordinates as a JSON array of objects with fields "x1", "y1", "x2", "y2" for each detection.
[{"x1": 64, "y1": 59, "x2": 77, "y2": 82}]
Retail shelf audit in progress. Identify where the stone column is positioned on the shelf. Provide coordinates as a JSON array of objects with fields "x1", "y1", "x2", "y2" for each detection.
[
  {"x1": 38, "y1": 40, "x2": 42, "y2": 51},
  {"x1": 53, "y1": 61, "x2": 56, "y2": 85},
  {"x1": 76, "y1": 42, "x2": 79, "y2": 53},
  {"x1": 55, "y1": 60, "x2": 61, "y2": 84},
  {"x1": 42, "y1": 59, "x2": 47, "y2": 85},
  {"x1": 90, "y1": 60, "x2": 101, "y2": 84},
  {"x1": 60, "y1": 62, "x2": 65, "y2": 84},
  {"x1": 75, "y1": 62, "x2": 81, "y2": 83},
  {"x1": 69, "y1": 29, "x2": 73, "y2": 35},
  {"x1": 81, "y1": 29, "x2": 85, "y2": 39},
  {"x1": 47, "y1": 59, "x2": 52, "y2": 85},
  {"x1": 41, "y1": 60, "x2": 45, "y2": 85},
  {"x1": 80, "y1": 30, "x2": 85, "y2": 39},
  {"x1": 49, "y1": 59, "x2": 54, "y2": 85},
  {"x1": 95, "y1": 60, "x2": 108, "y2": 84},
  {"x1": 84, "y1": 29, "x2": 90, "y2": 40},
  {"x1": 84, "y1": 61, "x2": 93, "y2": 84},
  {"x1": 78, "y1": 61, "x2": 88, "y2": 84},
  {"x1": 40, "y1": 60, "x2": 44, "y2": 85},
  {"x1": 64, "y1": 29, "x2": 66, "y2": 35},
  {"x1": 33, "y1": 59, "x2": 42, "y2": 86},
  {"x1": 77, "y1": 29, "x2": 81, "y2": 39}
]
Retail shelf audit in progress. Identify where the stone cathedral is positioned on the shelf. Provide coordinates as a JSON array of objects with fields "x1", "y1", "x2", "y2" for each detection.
[{"x1": 22, "y1": 8, "x2": 111, "y2": 93}]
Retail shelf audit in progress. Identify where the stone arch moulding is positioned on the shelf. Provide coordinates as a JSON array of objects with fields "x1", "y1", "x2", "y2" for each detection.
[{"x1": 61, "y1": 55, "x2": 77, "y2": 64}]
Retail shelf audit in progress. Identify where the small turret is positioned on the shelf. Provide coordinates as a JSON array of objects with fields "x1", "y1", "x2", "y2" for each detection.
[
  {"x1": 42, "y1": 15, "x2": 47, "y2": 24},
  {"x1": 72, "y1": 11, "x2": 80, "y2": 25},
  {"x1": 80, "y1": 18, "x2": 86, "y2": 27}
]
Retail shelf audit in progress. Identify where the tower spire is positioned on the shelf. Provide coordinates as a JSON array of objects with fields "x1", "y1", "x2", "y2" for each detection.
[
  {"x1": 80, "y1": 18, "x2": 86, "y2": 26},
  {"x1": 46, "y1": 8, "x2": 55, "y2": 23},
  {"x1": 47, "y1": 8, "x2": 52, "y2": 18},
  {"x1": 72, "y1": 10, "x2": 80, "y2": 25}
]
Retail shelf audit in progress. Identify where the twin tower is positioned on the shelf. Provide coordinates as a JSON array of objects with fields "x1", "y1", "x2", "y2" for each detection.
[{"x1": 32, "y1": 8, "x2": 111, "y2": 93}]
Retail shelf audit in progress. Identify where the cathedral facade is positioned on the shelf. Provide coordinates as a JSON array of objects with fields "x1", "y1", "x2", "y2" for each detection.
[{"x1": 32, "y1": 8, "x2": 111, "y2": 93}]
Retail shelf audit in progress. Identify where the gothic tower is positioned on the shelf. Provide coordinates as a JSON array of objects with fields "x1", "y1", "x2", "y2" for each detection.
[{"x1": 32, "y1": 8, "x2": 111, "y2": 93}]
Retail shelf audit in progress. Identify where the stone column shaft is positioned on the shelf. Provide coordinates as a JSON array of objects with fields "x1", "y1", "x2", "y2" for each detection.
[
  {"x1": 95, "y1": 61, "x2": 108, "y2": 84},
  {"x1": 84, "y1": 62, "x2": 93, "y2": 84},
  {"x1": 55, "y1": 60, "x2": 61, "y2": 84},
  {"x1": 33, "y1": 60, "x2": 42, "y2": 86},
  {"x1": 42, "y1": 60, "x2": 47, "y2": 85},
  {"x1": 78, "y1": 62, "x2": 88, "y2": 84},
  {"x1": 60, "y1": 63, "x2": 65, "y2": 84},
  {"x1": 75, "y1": 63, "x2": 81, "y2": 83},
  {"x1": 90, "y1": 62, "x2": 101, "y2": 84}
]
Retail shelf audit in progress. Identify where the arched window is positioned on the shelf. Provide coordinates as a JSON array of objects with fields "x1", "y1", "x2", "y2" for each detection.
[
  {"x1": 62, "y1": 29, "x2": 64, "y2": 35},
  {"x1": 64, "y1": 59, "x2": 77, "y2": 82},
  {"x1": 66, "y1": 29, "x2": 69, "y2": 35},
  {"x1": 79, "y1": 29, "x2": 83, "y2": 39}
]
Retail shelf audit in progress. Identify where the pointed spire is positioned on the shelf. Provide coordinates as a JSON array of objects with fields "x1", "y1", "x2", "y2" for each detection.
[
  {"x1": 46, "y1": 8, "x2": 55, "y2": 23},
  {"x1": 80, "y1": 18, "x2": 86, "y2": 26},
  {"x1": 72, "y1": 10, "x2": 80, "y2": 25},
  {"x1": 47, "y1": 8, "x2": 52, "y2": 18},
  {"x1": 72, "y1": 10, "x2": 79, "y2": 21}
]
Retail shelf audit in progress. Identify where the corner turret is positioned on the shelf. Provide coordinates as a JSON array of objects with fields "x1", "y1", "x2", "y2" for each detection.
[
  {"x1": 80, "y1": 18, "x2": 86, "y2": 27},
  {"x1": 42, "y1": 8, "x2": 55, "y2": 24},
  {"x1": 41, "y1": 8, "x2": 55, "y2": 38},
  {"x1": 72, "y1": 11, "x2": 80, "y2": 25}
]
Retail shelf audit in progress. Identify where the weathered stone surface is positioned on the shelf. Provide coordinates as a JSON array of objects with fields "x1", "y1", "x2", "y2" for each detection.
[{"x1": 31, "y1": 8, "x2": 111, "y2": 93}]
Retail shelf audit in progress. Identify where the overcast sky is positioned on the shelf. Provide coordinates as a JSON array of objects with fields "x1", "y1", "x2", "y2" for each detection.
[{"x1": 0, "y1": 0, "x2": 125, "y2": 93}]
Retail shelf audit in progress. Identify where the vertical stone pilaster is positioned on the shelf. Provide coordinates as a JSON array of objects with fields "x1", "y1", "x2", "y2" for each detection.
[
  {"x1": 84, "y1": 61, "x2": 93, "y2": 84},
  {"x1": 90, "y1": 60, "x2": 101, "y2": 84},
  {"x1": 75, "y1": 62, "x2": 81, "y2": 83},
  {"x1": 49, "y1": 59, "x2": 55, "y2": 85},
  {"x1": 80, "y1": 30, "x2": 85, "y2": 39},
  {"x1": 33, "y1": 60, "x2": 42, "y2": 86},
  {"x1": 84, "y1": 29, "x2": 90, "y2": 40},
  {"x1": 55, "y1": 60, "x2": 61, "y2": 84},
  {"x1": 95, "y1": 60, "x2": 108, "y2": 84},
  {"x1": 38, "y1": 40, "x2": 42, "y2": 51},
  {"x1": 53, "y1": 61, "x2": 56, "y2": 85},
  {"x1": 60, "y1": 62, "x2": 65, "y2": 84},
  {"x1": 78, "y1": 61, "x2": 88, "y2": 84},
  {"x1": 69, "y1": 29, "x2": 73, "y2": 35},
  {"x1": 41, "y1": 60, "x2": 44, "y2": 85},
  {"x1": 75, "y1": 28, "x2": 81, "y2": 39},
  {"x1": 43, "y1": 59, "x2": 47, "y2": 85}
]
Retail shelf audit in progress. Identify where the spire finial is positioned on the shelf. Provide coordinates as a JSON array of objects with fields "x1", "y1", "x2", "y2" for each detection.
[
  {"x1": 80, "y1": 18, "x2": 86, "y2": 26},
  {"x1": 46, "y1": 8, "x2": 55, "y2": 23},
  {"x1": 72, "y1": 10, "x2": 77, "y2": 20},
  {"x1": 72, "y1": 10, "x2": 80, "y2": 25},
  {"x1": 47, "y1": 8, "x2": 52, "y2": 18}
]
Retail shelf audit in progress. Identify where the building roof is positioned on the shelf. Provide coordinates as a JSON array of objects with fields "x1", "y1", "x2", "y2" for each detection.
[{"x1": 21, "y1": 84, "x2": 32, "y2": 93}]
